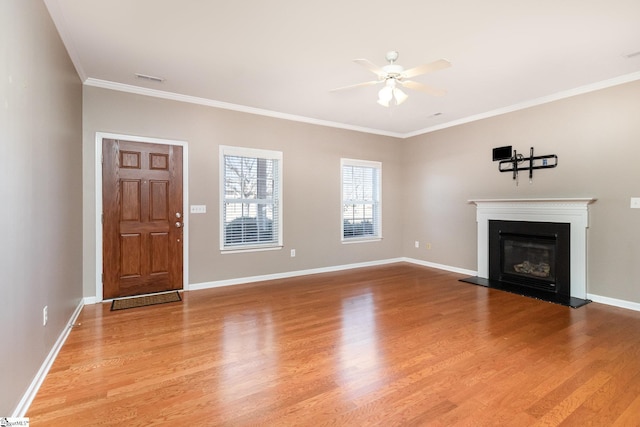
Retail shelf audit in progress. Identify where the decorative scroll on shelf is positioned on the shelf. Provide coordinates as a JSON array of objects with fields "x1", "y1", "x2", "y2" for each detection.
[{"x1": 498, "y1": 147, "x2": 557, "y2": 185}]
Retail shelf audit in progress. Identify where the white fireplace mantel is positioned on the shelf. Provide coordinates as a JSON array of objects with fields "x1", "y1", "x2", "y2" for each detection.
[{"x1": 469, "y1": 198, "x2": 596, "y2": 299}]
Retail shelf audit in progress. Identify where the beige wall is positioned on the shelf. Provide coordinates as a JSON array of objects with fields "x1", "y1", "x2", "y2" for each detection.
[
  {"x1": 1, "y1": 0, "x2": 83, "y2": 415},
  {"x1": 403, "y1": 80, "x2": 640, "y2": 303},
  {"x1": 82, "y1": 87, "x2": 404, "y2": 296},
  {"x1": 83, "y1": 80, "x2": 640, "y2": 306}
]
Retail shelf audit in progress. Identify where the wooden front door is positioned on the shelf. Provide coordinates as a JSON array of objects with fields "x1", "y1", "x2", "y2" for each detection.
[{"x1": 102, "y1": 138, "x2": 183, "y2": 299}]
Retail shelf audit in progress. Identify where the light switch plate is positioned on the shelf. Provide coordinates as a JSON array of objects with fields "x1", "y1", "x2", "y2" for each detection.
[
  {"x1": 190, "y1": 205, "x2": 207, "y2": 214},
  {"x1": 631, "y1": 198, "x2": 640, "y2": 209}
]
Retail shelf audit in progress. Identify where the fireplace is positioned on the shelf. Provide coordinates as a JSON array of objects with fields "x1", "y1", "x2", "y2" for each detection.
[
  {"x1": 489, "y1": 220, "x2": 570, "y2": 297},
  {"x1": 462, "y1": 198, "x2": 595, "y2": 308}
]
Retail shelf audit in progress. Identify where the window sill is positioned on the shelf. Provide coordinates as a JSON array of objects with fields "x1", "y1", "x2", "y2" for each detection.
[
  {"x1": 341, "y1": 237, "x2": 382, "y2": 244},
  {"x1": 221, "y1": 245, "x2": 283, "y2": 254}
]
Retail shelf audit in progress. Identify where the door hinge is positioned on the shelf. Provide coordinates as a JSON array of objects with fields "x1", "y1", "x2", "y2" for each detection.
[
  {"x1": 101, "y1": 273, "x2": 104, "y2": 283},
  {"x1": 101, "y1": 213, "x2": 104, "y2": 224}
]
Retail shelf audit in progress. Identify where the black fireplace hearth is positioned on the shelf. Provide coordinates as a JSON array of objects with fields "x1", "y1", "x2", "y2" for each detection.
[{"x1": 461, "y1": 219, "x2": 591, "y2": 308}]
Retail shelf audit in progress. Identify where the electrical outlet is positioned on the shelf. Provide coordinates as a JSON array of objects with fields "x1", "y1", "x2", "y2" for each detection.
[
  {"x1": 290, "y1": 249, "x2": 296, "y2": 257},
  {"x1": 43, "y1": 306, "x2": 48, "y2": 326},
  {"x1": 631, "y1": 198, "x2": 640, "y2": 209},
  {"x1": 414, "y1": 241, "x2": 419, "y2": 248},
  {"x1": 190, "y1": 205, "x2": 207, "y2": 214},
  {"x1": 426, "y1": 243, "x2": 432, "y2": 250}
]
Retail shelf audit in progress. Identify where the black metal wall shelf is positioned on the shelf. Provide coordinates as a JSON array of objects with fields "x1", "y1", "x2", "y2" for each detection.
[{"x1": 498, "y1": 147, "x2": 557, "y2": 184}]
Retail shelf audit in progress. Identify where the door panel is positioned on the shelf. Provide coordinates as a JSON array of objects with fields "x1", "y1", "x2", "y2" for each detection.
[
  {"x1": 120, "y1": 234, "x2": 142, "y2": 277},
  {"x1": 121, "y1": 180, "x2": 141, "y2": 220},
  {"x1": 150, "y1": 180, "x2": 169, "y2": 220},
  {"x1": 103, "y1": 138, "x2": 183, "y2": 299},
  {"x1": 150, "y1": 232, "x2": 169, "y2": 273}
]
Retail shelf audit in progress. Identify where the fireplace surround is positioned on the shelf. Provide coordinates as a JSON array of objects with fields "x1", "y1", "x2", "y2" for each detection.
[{"x1": 463, "y1": 198, "x2": 595, "y2": 307}]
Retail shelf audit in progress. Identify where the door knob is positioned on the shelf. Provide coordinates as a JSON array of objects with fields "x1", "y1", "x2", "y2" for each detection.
[
  {"x1": 175, "y1": 222, "x2": 182, "y2": 228},
  {"x1": 176, "y1": 212, "x2": 182, "y2": 218}
]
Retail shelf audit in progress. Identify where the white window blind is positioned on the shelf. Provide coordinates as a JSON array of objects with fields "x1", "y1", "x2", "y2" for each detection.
[
  {"x1": 341, "y1": 158, "x2": 382, "y2": 241},
  {"x1": 220, "y1": 146, "x2": 282, "y2": 250}
]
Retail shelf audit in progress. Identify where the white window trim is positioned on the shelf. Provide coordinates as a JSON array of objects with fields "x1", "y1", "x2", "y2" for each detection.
[
  {"x1": 340, "y1": 158, "x2": 382, "y2": 243},
  {"x1": 219, "y1": 145, "x2": 283, "y2": 252}
]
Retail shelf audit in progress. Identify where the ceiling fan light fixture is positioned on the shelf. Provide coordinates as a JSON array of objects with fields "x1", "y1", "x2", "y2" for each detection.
[
  {"x1": 394, "y1": 88, "x2": 408, "y2": 105},
  {"x1": 378, "y1": 85, "x2": 393, "y2": 106},
  {"x1": 377, "y1": 82, "x2": 407, "y2": 107}
]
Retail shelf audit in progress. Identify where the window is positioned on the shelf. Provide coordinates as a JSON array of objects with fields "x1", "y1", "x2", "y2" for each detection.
[
  {"x1": 341, "y1": 158, "x2": 382, "y2": 241},
  {"x1": 220, "y1": 146, "x2": 282, "y2": 251}
]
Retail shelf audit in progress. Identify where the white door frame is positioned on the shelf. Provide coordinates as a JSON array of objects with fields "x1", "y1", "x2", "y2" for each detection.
[{"x1": 95, "y1": 132, "x2": 189, "y2": 302}]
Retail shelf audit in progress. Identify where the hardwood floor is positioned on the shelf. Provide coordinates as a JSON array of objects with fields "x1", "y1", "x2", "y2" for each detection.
[{"x1": 28, "y1": 263, "x2": 640, "y2": 426}]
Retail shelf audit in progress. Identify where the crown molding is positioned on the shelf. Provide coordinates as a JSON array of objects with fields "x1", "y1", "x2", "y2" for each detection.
[
  {"x1": 406, "y1": 71, "x2": 640, "y2": 138},
  {"x1": 85, "y1": 70, "x2": 640, "y2": 140},
  {"x1": 83, "y1": 78, "x2": 405, "y2": 139}
]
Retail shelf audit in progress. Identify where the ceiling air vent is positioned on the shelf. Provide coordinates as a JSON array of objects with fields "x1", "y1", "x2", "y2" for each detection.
[{"x1": 134, "y1": 73, "x2": 165, "y2": 83}]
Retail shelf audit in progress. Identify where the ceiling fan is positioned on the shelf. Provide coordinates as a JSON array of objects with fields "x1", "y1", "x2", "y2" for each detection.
[{"x1": 331, "y1": 51, "x2": 451, "y2": 107}]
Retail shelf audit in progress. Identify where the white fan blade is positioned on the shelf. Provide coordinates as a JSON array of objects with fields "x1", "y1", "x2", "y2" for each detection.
[
  {"x1": 330, "y1": 80, "x2": 382, "y2": 92},
  {"x1": 402, "y1": 59, "x2": 451, "y2": 79},
  {"x1": 353, "y1": 59, "x2": 385, "y2": 76},
  {"x1": 400, "y1": 80, "x2": 447, "y2": 97}
]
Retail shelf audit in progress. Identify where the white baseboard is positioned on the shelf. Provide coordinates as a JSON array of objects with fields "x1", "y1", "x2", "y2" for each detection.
[
  {"x1": 13, "y1": 299, "x2": 85, "y2": 417},
  {"x1": 402, "y1": 257, "x2": 477, "y2": 276},
  {"x1": 83, "y1": 296, "x2": 101, "y2": 305},
  {"x1": 588, "y1": 293, "x2": 640, "y2": 312},
  {"x1": 188, "y1": 257, "x2": 475, "y2": 292},
  {"x1": 188, "y1": 258, "x2": 407, "y2": 291}
]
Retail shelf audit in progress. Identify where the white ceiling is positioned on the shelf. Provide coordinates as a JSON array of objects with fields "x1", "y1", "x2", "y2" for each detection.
[{"x1": 44, "y1": 0, "x2": 640, "y2": 138}]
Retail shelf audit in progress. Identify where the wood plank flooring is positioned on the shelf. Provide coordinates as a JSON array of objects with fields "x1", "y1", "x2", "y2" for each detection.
[{"x1": 27, "y1": 263, "x2": 640, "y2": 426}]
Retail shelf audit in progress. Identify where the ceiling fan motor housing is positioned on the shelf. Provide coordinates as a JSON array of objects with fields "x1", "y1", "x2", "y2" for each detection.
[
  {"x1": 385, "y1": 50, "x2": 399, "y2": 63},
  {"x1": 383, "y1": 64, "x2": 404, "y2": 78}
]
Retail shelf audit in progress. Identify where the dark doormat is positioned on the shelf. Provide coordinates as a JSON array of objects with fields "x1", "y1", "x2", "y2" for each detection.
[
  {"x1": 460, "y1": 276, "x2": 591, "y2": 308},
  {"x1": 111, "y1": 291, "x2": 182, "y2": 311}
]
